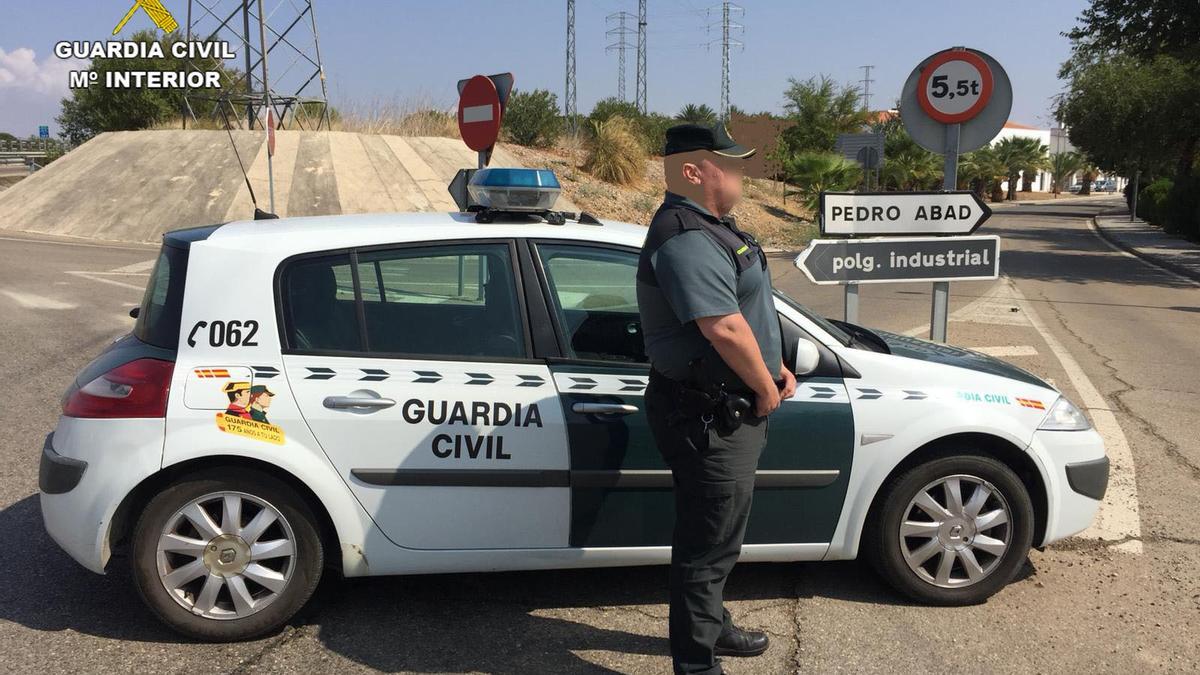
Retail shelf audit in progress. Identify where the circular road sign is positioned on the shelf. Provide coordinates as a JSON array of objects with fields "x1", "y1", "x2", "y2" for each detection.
[
  {"x1": 917, "y1": 49, "x2": 994, "y2": 124},
  {"x1": 900, "y1": 47, "x2": 1012, "y2": 155},
  {"x1": 457, "y1": 74, "x2": 502, "y2": 152}
]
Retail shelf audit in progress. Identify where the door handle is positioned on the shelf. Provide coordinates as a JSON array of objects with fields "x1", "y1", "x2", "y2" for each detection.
[
  {"x1": 572, "y1": 402, "x2": 639, "y2": 415},
  {"x1": 323, "y1": 396, "x2": 397, "y2": 410}
]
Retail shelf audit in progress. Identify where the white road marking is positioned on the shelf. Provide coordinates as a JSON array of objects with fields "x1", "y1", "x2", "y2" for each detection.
[
  {"x1": 971, "y1": 345, "x2": 1038, "y2": 357},
  {"x1": 106, "y1": 258, "x2": 156, "y2": 274},
  {"x1": 0, "y1": 289, "x2": 78, "y2": 310},
  {"x1": 66, "y1": 271, "x2": 146, "y2": 291},
  {"x1": 1005, "y1": 278, "x2": 1142, "y2": 552}
]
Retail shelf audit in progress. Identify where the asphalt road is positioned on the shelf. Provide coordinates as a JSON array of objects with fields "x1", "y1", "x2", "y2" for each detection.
[{"x1": 1, "y1": 199, "x2": 1197, "y2": 673}]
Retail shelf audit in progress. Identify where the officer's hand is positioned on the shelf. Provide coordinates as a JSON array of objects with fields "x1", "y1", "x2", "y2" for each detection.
[
  {"x1": 779, "y1": 368, "x2": 797, "y2": 400},
  {"x1": 754, "y1": 385, "x2": 781, "y2": 418}
]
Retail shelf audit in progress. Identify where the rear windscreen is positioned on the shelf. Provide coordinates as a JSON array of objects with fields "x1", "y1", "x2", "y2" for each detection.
[{"x1": 134, "y1": 244, "x2": 189, "y2": 349}]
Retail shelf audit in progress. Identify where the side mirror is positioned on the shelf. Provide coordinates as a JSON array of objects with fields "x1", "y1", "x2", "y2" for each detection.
[{"x1": 794, "y1": 339, "x2": 820, "y2": 376}]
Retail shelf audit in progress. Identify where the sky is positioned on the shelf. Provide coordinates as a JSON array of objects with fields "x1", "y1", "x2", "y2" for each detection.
[{"x1": 0, "y1": 0, "x2": 1090, "y2": 138}]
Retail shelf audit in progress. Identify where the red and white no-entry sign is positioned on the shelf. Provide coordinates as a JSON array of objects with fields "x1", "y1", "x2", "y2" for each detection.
[
  {"x1": 917, "y1": 50, "x2": 994, "y2": 125},
  {"x1": 457, "y1": 75, "x2": 502, "y2": 152}
]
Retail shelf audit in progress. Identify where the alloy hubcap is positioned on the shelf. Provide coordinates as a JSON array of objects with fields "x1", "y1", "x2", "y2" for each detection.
[
  {"x1": 156, "y1": 491, "x2": 296, "y2": 620},
  {"x1": 899, "y1": 474, "x2": 1012, "y2": 588}
]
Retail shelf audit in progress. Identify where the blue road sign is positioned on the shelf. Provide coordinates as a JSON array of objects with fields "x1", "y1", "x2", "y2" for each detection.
[{"x1": 39, "y1": 126, "x2": 49, "y2": 139}]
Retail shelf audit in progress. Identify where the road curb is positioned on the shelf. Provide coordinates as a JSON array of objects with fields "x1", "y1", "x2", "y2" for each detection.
[{"x1": 1089, "y1": 211, "x2": 1200, "y2": 285}]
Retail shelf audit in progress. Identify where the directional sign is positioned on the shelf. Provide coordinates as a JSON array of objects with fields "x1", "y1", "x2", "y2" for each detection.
[
  {"x1": 917, "y1": 49, "x2": 993, "y2": 124},
  {"x1": 795, "y1": 235, "x2": 1000, "y2": 285},
  {"x1": 819, "y1": 191, "x2": 991, "y2": 236},
  {"x1": 38, "y1": 126, "x2": 49, "y2": 139},
  {"x1": 457, "y1": 74, "x2": 503, "y2": 152}
]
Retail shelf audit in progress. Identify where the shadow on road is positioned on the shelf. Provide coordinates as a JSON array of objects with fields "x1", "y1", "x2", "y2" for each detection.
[{"x1": 2, "y1": 493, "x2": 947, "y2": 671}]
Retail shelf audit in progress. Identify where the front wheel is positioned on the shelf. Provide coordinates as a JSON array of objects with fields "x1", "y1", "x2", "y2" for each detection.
[
  {"x1": 130, "y1": 469, "x2": 324, "y2": 641},
  {"x1": 867, "y1": 455, "x2": 1034, "y2": 605}
]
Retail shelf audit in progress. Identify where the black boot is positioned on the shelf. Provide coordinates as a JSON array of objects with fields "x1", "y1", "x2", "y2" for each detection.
[{"x1": 714, "y1": 624, "x2": 769, "y2": 657}]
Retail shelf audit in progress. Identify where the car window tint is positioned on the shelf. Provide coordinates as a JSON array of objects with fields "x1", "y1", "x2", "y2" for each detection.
[
  {"x1": 537, "y1": 244, "x2": 646, "y2": 363},
  {"x1": 282, "y1": 253, "x2": 362, "y2": 352},
  {"x1": 358, "y1": 244, "x2": 525, "y2": 358}
]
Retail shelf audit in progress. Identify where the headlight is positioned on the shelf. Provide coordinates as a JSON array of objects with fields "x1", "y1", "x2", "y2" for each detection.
[{"x1": 1038, "y1": 396, "x2": 1091, "y2": 431}]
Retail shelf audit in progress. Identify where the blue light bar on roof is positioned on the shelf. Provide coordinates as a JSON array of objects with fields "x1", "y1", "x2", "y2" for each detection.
[{"x1": 468, "y1": 168, "x2": 561, "y2": 212}]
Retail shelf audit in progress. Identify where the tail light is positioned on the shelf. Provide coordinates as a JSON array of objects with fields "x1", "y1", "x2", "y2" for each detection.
[{"x1": 62, "y1": 358, "x2": 174, "y2": 418}]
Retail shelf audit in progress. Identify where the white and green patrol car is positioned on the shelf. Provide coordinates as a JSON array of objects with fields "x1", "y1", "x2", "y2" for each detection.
[{"x1": 39, "y1": 172, "x2": 1108, "y2": 641}]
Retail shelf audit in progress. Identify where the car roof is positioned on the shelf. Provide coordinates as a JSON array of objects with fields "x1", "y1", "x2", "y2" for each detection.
[{"x1": 201, "y1": 211, "x2": 648, "y2": 256}]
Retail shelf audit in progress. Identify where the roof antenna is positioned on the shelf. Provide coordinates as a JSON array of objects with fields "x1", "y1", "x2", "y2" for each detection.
[{"x1": 220, "y1": 106, "x2": 278, "y2": 221}]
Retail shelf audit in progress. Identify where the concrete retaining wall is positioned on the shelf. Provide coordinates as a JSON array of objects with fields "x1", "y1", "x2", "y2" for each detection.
[{"x1": 0, "y1": 130, "x2": 567, "y2": 243}]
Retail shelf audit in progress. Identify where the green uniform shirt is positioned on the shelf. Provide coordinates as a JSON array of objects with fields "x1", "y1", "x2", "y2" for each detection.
[{"x1": 637, "y1": 192, "x2": 782, "y2": 386}]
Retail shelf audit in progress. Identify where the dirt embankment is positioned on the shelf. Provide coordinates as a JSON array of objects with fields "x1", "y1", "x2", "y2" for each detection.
[{"x1": 504, "y1": 143, "x2": 816, "y2": 249}]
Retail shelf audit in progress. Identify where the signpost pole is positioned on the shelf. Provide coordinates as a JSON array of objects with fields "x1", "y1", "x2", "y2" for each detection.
[
  {"x1": 930, "y1": 122, "x2": 961, "y2": 343},
  {"x1": 478, "y1": 150, "x2": 485, "y2": 171},
  {"x1": 844, "y1": 283, "x2": 859, "y2": 323}
]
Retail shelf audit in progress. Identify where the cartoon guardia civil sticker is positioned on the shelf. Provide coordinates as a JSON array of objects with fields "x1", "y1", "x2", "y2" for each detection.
[{"x1": 215, "y1": 382, "x2": 285, "y2": 445}]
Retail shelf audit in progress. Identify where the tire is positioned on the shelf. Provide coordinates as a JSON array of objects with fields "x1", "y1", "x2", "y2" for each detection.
[
  {"x1": 866, "y1": 454, "x2": 1034, "y2": 606},
  {"x1": 130, "y1": 468, "x2": 324, "y2": 641}
]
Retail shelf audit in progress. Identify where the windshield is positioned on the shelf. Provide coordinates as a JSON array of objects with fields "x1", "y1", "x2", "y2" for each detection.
[{"x1": 774, "y1": 290, "x2": 853, "y2": 346}]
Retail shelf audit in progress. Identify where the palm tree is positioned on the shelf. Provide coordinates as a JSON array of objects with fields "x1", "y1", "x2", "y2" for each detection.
[
  {"x1": 779, "y1": 151, "x2": 862, "y2": 211},
  {"x1": 961, "y1": 146, "x2": 1008, "y2": 202},
  {"x1": 676, "y1": 103, "x2": 718, "y2": 125},
  {"x1": 1078, "y1": 161, "x2": 1100, "y2": 195},
  {"x1": 1050, "y1": 151, "x2": 1084, "y2": 195},
  {"x1": 992, "y1": 137, "x2": 1029, "y2": 200},
  {"x1": 1014, "y1": 137, "x2": 1050, "y2": 192}
]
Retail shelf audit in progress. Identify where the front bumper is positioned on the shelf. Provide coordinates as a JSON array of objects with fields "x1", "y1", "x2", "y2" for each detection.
[{"x1": 1029, "y1": 427, "x2": 1108, "y2": 545}]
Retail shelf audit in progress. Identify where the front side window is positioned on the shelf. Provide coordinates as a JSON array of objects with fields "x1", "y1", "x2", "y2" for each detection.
[{"x1": 536, "y1": 244, "x2": 646, "y2": 363}]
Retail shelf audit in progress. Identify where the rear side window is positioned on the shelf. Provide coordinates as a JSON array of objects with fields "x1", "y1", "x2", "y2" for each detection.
[
  {"x1": 279, "y1": 243, "x2": 526, "y2": 359},
  {"x1": 134, "y1": 244, "x2": 189, "y2": 349},
  {"x1": 280, "y1": 253, "x2": 362, "y2": 352}
]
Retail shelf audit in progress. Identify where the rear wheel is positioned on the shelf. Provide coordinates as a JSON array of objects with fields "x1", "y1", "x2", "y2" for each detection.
[
  {"x1": 130, "y1": 469, "x2": 323, "y2": 641},
  {"x1": 867, "y1": 455, "x2": 1034, "y2": 605}
]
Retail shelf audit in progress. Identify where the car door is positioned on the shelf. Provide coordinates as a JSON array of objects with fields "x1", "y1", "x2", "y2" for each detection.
[
  {"x1": 528, "y1": 240, "x2": 855, "y2": 548},
  {"x1": 280, "y1": 241, "x2": 571, "y2": 550}
]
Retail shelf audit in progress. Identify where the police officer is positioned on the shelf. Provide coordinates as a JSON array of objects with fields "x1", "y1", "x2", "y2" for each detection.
[{"x1": 637, "y1": 123, "x2": 797, "y2": 675}]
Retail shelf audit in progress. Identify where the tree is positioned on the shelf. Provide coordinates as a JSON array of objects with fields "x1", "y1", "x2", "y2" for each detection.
[
  {"x1": 1065, "y1": 0, "x2": 1200, "y2": 63},
  {"x1": 1014, "y1": 137, "x2": 1049, "y2": 192},
  {"x1": 1078, "y1": 160, "x2": 1100, "y2": 195},
  {"x1": 775, "y1": 75, "x2": 870, "y2": 155},
  {"x1": 502, "y1": 89, "x2": 562, "y2": 148},
  {"x1": 676, "y1": 103, "x2": 717, "y2": 125},
  {"x1": 589, "y1": 97, "x2": 642, "y2": 124},
  {"x1": 1050, "y1": 151, "x2": 1085, "y2": 194},
  {"x1": 879, "y1": 123, "x2": 941, "y2": 191},
  {"x1": 779, "y1": 152, "x2": 862, "y2": 211},
  {"x1": 960, "y1": 146, "x2": 1008, "y2": 202},
  {"x1": 56, "y1": 31, "x2": 230, "y2": 145}
]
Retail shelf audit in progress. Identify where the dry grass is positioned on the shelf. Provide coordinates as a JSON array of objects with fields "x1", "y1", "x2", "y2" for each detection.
[
  {"x1": 334, "y1": 98, "x2": 459, "y2": 138},
  {"x1": 583, "y1": 116, "x2": 646, "y2": 186}
]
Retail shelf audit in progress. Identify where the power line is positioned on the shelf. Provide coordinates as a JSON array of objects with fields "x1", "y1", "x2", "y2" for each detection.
[
  {"x1": 706, "y1": 1, "x2": 743, "y2": 121},
  {"x1": 636, "y1": 0, "x2": 648, "y2": 114},
  {"x1": 859, "y1": 64, "x2": 875, "y2": 112},
  {"x1": 565, "y1": 0, "x2": 577, "y2": 131},
  {"x1": 606, "y1": 11, "x2": 636, "y2": 101}
]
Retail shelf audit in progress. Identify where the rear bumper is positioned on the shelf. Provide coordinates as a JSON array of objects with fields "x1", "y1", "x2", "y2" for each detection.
[
  {"x1": 39, "y1": 433, "x2": 87, "y2": 494},
  {"x1": 40, "y1": 417, "x2": 165, "y2": 574}
]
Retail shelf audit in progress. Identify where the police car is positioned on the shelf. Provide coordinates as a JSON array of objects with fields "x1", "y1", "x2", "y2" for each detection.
[{"x1": 39, "y1": 169, "x2": 1108, "y2": 641}]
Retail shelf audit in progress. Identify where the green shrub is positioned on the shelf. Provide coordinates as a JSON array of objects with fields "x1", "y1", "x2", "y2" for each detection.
[
  {"x1": 1164, "y1": 176, "x2": 1200, "y2": 238},
  {"x1": 502, "y1": 89, "x2": 562, "y2": 148},
  {"x1": 639, "y1": 112, "x2": 674, "y2": 156},
  {"x1": 584, "y1": 116, "x2": 646, "y2": 185},
  {"x1": 1137, "y1": 177, "x2": 1173, "y2": 226},
  {"x1": 589, "y1": 98, "x2": 642, "y2": 124}
]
